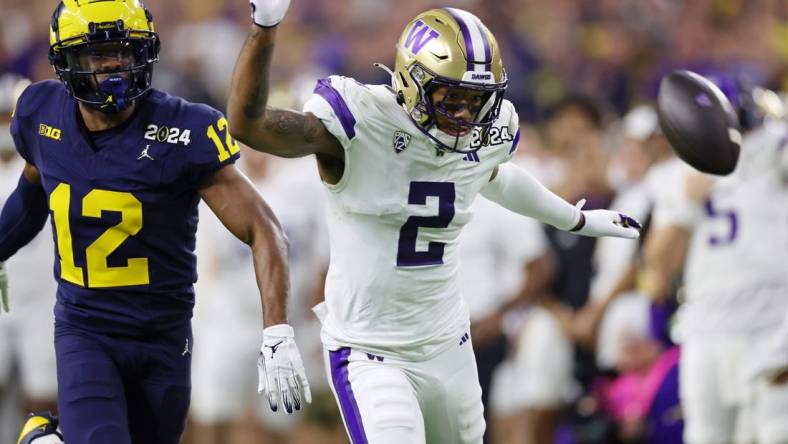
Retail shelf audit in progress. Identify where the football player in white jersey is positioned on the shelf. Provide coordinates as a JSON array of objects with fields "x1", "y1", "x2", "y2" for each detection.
[
  {"x1": 228, "y1": 2, "x2": 641, "y2": 442},
  {"x1": 644, "y1": 82, "x2": 788, "y2": 444}
]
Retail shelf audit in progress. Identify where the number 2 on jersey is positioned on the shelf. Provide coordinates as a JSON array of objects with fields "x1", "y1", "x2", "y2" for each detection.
[
  {"x1": 50, "y1": 183, "x2": 149, "y2": 288},
  {"x1": 397, "y1": 181, "x2": 456, "y2": 267}
]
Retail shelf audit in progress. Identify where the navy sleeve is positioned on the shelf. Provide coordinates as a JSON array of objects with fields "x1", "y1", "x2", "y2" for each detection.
[
  {"x1": 9, "y1": 92, "x2": 31, "y2": 163},
  {"x1": 186, "y1": 108, "x2": 241, "y2": 188},
  {"x1": 0, "y1": 174, "x2": 49, "y2": 262},
  {"x1": 8, "y1": 81, "x2": 57, "y2": 165}
]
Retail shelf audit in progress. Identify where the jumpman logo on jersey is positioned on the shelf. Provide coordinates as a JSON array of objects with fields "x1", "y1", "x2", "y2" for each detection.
[
  {"x1": 265, "y1": 340, "x2": 284, "y2": 357},
  {"x1": 182, "y1": 338, "x2": 191, "y2": 356},
  {"x1": 137, "y1": 144, "x2": 154, "y2": 161}
]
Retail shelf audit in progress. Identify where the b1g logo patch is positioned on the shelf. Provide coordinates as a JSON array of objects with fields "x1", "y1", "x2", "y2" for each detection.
[
  {"x1": 393, "y1": 130, "x2": 411, "y2": 154},
  {"x1": 38, "y1": 124, "x2": 62, "y2": 141},
  {"x1": 144, "y1": 124, "x2": 192, "y2": 146}
]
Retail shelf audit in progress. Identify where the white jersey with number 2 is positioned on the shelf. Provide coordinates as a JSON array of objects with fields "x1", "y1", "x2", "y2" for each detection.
[{"x1": 304, "y1": 75, "x2": 520, "y2": 360}]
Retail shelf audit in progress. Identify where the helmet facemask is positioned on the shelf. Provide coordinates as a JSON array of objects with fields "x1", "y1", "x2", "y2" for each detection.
[
  {"x1": 49, "y1": 10, "x2": 159, "y2": 114},
  {"x1": 414, "y1": 66, "x2": 506, "y2": 153}
]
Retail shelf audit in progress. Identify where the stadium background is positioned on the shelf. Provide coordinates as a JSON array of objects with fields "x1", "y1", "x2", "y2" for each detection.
[{"x1": 0, "y1": 0, "x2": 786, "y2": 443}]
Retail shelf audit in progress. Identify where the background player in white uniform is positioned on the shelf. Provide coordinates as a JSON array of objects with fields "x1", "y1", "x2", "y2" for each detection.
[
  {"x1": 645, "y1": 87, "x2": 788, "y2": 443},
  {"x1": 0, "y1": 74, "x2": 58, "y2": 444},
  {"x1": 227, "y1": 2, "x2": 641, "y2": 442},
  {"x1": 189, "y1": 150, "x2": 328, "y2": 443}
]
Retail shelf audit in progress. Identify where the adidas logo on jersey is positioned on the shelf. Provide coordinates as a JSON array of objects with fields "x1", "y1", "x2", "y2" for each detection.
[
  {"x1": 393, "y1": 130, "x2": 412, "y2": 154},
  {"x1": 463, "y1": 151, "x2": 480, "y2": 162}
]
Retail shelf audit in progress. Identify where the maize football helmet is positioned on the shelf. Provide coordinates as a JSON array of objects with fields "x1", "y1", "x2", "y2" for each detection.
[
  {"x1": 392, "y1": 8, "x2": 507, "y2": 153},
  {"x1": 17, "y1": 412, "x2": 63, "y2": 444},
  {"x1": 48, "y1": 0, "x2": 160, "y2": 113}
]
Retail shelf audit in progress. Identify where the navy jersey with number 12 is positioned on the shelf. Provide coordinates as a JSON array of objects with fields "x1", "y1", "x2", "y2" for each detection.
[{"x1": 10, "y1": 80, "x2": 240, "y2": 333}]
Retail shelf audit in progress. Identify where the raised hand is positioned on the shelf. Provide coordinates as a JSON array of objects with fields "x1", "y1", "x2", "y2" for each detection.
[{"x1": 249, "y1": 0, "x2": 291, "y2": 27}]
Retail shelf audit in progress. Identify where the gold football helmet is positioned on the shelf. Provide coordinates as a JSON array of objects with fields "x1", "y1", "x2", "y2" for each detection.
[
  {"x1": 393, "y1": 8, "x2": 507, "y2": 153},
  {"x1": 48, "y1": 0, "x2": 159, "y2": 113}
]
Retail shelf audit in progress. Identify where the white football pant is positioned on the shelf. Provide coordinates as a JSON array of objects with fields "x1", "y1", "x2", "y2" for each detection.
[
  {"x1": 324, "y1": 336, "x2": 485, "y2": 444},
  {"x1": 681, "y1": 334, "x2": 788, "y2": 444}
]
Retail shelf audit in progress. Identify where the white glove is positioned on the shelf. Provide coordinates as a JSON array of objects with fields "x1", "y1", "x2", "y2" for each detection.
[
  {"x1": 571, "y1": 199, "x2": 641, "y2": 239},
  {"x1": 0, "y1": 262, "x2": 8, "y2": 313},
  {"x1": 250, "y1": 0, "x2": 291, "y2": 27},
  {"x1": 257, "y1": 324, "x2": 312, "y2": 413}
]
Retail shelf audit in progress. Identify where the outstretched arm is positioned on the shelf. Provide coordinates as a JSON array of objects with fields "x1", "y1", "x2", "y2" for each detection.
[
  {"x1": 227, "y1": 2, "x2": 342, "y2": 160},
  {"x1": 198, "y1": 164, "x2": 289, "y2": 327},
  {"x1": 0, "y1": 163, "x2": 47, "y2": 313},
  {"x1": 0, "y1": 163, "x2": 45, "y2": 260},
  {"x1": 482, "y1": 163, "x2": 641, "y2": 239}
]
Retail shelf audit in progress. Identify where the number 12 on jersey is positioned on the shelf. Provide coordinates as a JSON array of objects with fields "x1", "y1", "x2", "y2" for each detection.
[
  {"x1": 50, "y1": 183, "x2": 149, "y2": 288},
  {"x1": 207, "y1": 117, "x2": 240, "y2": 162},
  {"x1": 397, "y1": 181, "x2": 456, "y2": 267}
]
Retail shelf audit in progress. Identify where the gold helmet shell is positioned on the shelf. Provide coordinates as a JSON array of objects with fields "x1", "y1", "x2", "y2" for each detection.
[{"x1": 393, "y1": 8, "x2": 507, "y2": 152}]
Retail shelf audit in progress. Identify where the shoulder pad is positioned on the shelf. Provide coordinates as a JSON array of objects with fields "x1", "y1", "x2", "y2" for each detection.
[
  {"x1": 145, "y1": 89, "x2": 220, "y2": 127},
  {"x1": 13, "y1": 80, "x2": 65, "y2": 120},
  {"x1": 500, "y1": 99, "x2": 519, "y2": 135},
  {"x1": 308, "y1": 76, "x2": 371, "y2": 142}
]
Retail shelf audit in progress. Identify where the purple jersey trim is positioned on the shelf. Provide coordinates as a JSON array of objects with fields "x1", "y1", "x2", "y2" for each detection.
[
  {"x1": 314, "y1": 79, "x2": 356, "y2": 140},
  {"x1": 445, "y1": 8, "x2": 492, "y2": 72},
  {"x1": 509, "y1": 128, "x2": 521, "y2": 155},
  {"x1": 445, "y1": 8, "x2": 475, "y2": 72},
  {"x1": 330, "y1": 348, "x2": 368, "y2": 444},
  {"x1": 472, "y1": 14, "x2": 493, "y2": 71}
]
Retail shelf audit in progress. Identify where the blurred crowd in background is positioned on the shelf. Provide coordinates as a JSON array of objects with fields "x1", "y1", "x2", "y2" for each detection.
[
  {"x1": 4, "y1": 0, "x2": 788, "y2": 118},
  {"x1": 1, "y1": 0, "x2": 788, "y2": 443}
]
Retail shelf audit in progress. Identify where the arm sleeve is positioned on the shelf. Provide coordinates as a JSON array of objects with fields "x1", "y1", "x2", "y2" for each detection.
[
  {"x1": 0, "y1": 174, "x2": 49, "y2": 262},
  {"x1": 9, "y1": 88, "x2": 33, "y2": 164},
  {"x1": 480, "y1": 162, "x2": 581, "y2": 231}
]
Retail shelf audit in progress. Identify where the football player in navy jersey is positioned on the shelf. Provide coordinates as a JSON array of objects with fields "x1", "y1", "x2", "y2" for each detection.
[{"x1": 0, "y1": 1, "x2": 310, "y2": 443}]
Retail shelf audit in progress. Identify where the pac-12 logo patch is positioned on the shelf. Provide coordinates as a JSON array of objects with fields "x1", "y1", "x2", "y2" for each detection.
[{"x1": 393, "y1": 130, "x2": 411, "y2": 154}]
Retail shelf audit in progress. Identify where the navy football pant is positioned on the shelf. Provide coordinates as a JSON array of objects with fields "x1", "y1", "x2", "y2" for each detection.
[{"x1": 54, "y1": 321, "x2": 192, "y2": 444}]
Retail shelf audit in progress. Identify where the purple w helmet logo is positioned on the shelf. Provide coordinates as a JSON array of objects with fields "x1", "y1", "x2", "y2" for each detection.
[{"x1": 404, "y1": 20, "x2": 440, "y2": 54}]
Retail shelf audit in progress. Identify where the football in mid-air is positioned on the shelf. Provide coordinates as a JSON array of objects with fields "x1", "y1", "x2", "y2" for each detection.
[{"x1": 657, "y1": 70, "x2": 741, "y2": 175}]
